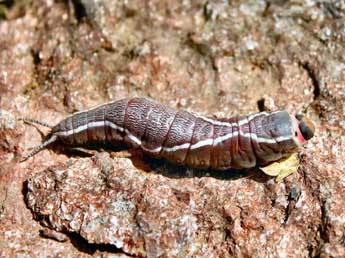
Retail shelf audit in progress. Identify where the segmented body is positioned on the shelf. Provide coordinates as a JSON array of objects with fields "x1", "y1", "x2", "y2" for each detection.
[{"x1": 51, "y1": 97, "x2": 302, "y2": 169}]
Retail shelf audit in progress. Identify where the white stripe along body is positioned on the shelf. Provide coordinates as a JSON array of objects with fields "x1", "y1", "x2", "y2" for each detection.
[{"x1": 29, "y1": 97, "x2": 314, "y2": 170}]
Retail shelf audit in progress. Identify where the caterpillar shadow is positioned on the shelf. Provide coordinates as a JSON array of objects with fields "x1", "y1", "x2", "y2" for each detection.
[
  {"x1": 45, "y1": 142, "x2": 271, "y2": 182},
  {"x1": 138, "y1": 154, "x2": 270, "y2": 182}
]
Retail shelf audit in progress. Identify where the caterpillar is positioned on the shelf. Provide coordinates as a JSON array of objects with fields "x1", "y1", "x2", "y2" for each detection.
[{"x1": 20, "y1": 97, "x2": 315, "y2": 169}]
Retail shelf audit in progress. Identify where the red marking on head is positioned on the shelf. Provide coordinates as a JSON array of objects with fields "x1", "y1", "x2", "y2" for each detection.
[
  {"x1": 296, "y1": 126, "x2": 305, "y2": 144},
  {"x1": 291, "y1": 115, "x2": 305, "y2": 145}
]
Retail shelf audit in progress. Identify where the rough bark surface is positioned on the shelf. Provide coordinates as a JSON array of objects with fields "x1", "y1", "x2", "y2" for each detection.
[{"x1": 0, "y1": 0, "x2": 344, "y2": 257}]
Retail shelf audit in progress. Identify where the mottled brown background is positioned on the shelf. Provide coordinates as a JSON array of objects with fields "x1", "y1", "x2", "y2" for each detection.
[{"x1": 0, "y1": 0, "x2": 344, "y2": 257}]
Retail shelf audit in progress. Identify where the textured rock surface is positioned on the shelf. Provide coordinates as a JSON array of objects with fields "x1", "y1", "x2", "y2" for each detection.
[{"x1": 1, "y1": 0, "x2": 345, "y2": 257}]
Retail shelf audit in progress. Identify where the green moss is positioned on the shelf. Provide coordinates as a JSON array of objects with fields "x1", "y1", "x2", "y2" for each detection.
[
  {"x1": 24, "y1": 81, "x2": 39, "y2": 94},
  {"x1": 0, "y1": 0, "x2": 33, "y2": 20}
]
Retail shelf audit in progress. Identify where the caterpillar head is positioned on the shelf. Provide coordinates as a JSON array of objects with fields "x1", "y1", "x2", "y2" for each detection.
[{"x1": 292, "y1": 114, "x2": 315, "y2": 145}]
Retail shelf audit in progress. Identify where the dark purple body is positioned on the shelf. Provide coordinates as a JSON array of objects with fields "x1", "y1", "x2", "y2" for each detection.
[{"x1": 51, "y1": 98, "x2": 300, "y2": 169}]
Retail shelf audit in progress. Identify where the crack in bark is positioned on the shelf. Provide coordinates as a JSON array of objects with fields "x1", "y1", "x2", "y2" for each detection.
[{"x1": 300, "y1": 62, "x2": 321, "y2": 100}]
